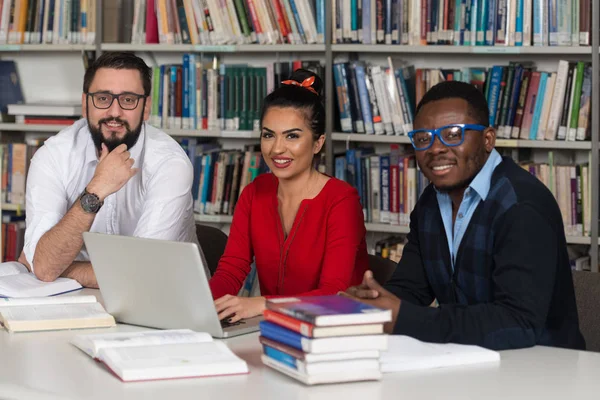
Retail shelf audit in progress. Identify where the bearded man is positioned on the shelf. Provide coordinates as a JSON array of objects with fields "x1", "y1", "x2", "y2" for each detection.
[{"x1": 19, "y1": 52, "x2": 202, "y2": 287}]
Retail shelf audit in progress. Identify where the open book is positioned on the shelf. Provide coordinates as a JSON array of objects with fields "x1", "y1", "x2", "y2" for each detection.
[
  {"x1": 380, "y1": 335, "x2": 501, "y2": 373},
  {"x1": 71, "y1": 329, "x2": 249, "y2": 382},
  {"x1": 0, "y1": 261, "x2": 83, "y2": 298},
  {"x1": 0, "y1": 295, "x2": 115, "y2": 332}
]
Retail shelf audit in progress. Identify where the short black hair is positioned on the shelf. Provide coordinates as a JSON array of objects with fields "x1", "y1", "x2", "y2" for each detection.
[
  {"x1": 83, "y1": 52, "x2": 152, "y2": 96},
  {"x1": 414, "y1": 81, "x2": 489, "y2": 126},
  {"x1": 260, "y1": 68, "x2": 325, "y2": 140}
]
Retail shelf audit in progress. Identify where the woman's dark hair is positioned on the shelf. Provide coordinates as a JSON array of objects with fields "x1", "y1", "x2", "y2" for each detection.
[{"x1": 260, "y1": 69, "x2": 325, "y2": 140}]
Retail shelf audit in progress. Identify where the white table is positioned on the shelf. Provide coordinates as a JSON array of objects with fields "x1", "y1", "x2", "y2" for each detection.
[{"x1": 1, "y1": 289, "x2": 599, "y2": 400}]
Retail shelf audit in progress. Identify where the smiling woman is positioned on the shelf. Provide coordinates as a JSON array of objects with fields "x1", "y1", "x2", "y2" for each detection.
[{"x1": 208, "y1": 70, "x2": 370, "y2": 323}]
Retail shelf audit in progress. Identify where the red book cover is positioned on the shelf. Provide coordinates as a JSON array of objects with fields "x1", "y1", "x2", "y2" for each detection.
[{"x1": 145, "y1": 0, "x2": 159, "y2": 43}]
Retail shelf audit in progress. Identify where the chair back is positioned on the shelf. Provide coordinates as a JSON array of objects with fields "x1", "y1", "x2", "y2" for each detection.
[
  {"x1": 368, "y1": 254, "x2": 397, "y2": 285},
  {"x1": 572, "y1": 270, "x2": 600, "y2": 352},
  {"x1": 195, "y1": 224, "x2": 228, "y2": 276}
]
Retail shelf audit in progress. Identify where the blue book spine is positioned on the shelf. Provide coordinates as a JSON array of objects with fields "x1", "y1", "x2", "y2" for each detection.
[
  {"x1": 397, "y1": 68, "x2": 413, "y2": 123},
  {"x1": 158, "y1": 65, "x2": 165, "y2": 127},
  {"x1": 192, "y1": 155, "x2": 203, "y2": 201},
  {"x1": 380, "y1": 155, "x2": 390, "y2": 222},
  {"x1": 466, "y1": 0, "x2": 478, "y2": 45},
  {"x1": 354, "y1": 64, "x2": 375, "y2": 134},
  {"x1": 259, "y1": 321, "x2": 305, "y2": 351},
  {"x1": 487, "y1": 66, "x2": 503, "y2": 126},
  {"x1": 189, "y1": 54, "x2": 197, "y2": 130},
  {"x1": 346, "y1": 149, "x2": 356, "y2": 187},
  {"x1": 335, "y1": 156, "x2": 347, "y2": 181},
  {"x1": 454, "y1": 0, "x2": 464, "y2": 45},
  {"x1": 385, "y1": 0, "x2": 392, "y2": 43},
  {"x1": 351, "y1": 0, "x2": 358, "y2": 41},
  {"x1": 333, "y1": 64, "x2": 352, "y2": 132},
  {"x1": 505, "y1": 66, "x2": 524, "y2": 128},
  {"x1": 288, "y1": 0, "x2": 306, "y2": 43},
  {"x1": 515, "y1": 0, "x2": 524, "y2": 45},
  {"x1": 263, "y1": 345, "x2": 298, "y2": 369},
  {"x1": 317, "y1": 0, "x2": 325, "y2": 43},
  {"x1": 529, "y1": 72, "x2": 548, "y2": 140},
  {"x1": 485, "y1": 0, "x2": 497, "y2": 45},
  {"x1": 201, "y1": 155, "x2": 212, "y2": 213},
  {"x1": 182, "y1": 55, "x2": 190, "y2": 129},
  {"x1": 548, "y1": 0, "x2": 557, "y2": 45},
  {"x1": 169, "y1": 66, "x2": 177, "y2": 128},
  {"x1": 362, "y1": 0, "x2": 371, "y2": 43},
  {"x1": 533, "y1": 0, "x2": 544, "y2": 45},
  {"x1": 476, "y1": 0, "x2": 488, "y2": 45}
]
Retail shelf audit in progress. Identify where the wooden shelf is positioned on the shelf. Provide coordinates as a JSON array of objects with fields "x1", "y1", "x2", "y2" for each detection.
[
  {"x1": 101, "y1": 43, "x2": 325, "y2": 53},
  {"x1": 1, "y1": 204, "x2": 24, "y2": 212},
  {"x1": 332, "y1": 133, "x2": 592, "y2": 150}
]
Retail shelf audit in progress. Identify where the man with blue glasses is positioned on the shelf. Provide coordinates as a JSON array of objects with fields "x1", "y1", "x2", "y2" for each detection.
[{"x1": 346, "y1": 81, "x2": 585, "y2": 351}]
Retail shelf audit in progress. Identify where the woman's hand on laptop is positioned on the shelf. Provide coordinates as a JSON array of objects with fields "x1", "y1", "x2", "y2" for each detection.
[{"x1": 214, "y1": 295, "x2": 266, "y2": 323}]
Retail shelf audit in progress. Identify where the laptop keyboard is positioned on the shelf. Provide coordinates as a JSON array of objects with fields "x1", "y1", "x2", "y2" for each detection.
[{"x1": 221, "y1": 319, "x2": 246, "y2": 329}]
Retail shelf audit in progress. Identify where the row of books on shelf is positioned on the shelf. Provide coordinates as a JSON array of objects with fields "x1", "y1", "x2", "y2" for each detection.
[
  {"x1": 148, "y1": 56, "x2": 324, "y2": 131},
  {"x1": 333, "y1": 146, "x2": 591, "y2": 237},
  {"x1": 0, "y1": 0, "x2": 97, "y2": 45},
  {"x1": 105, "y1": 0, "x2": 324, "y2": 46},
  {"x1": 333, "y1": 58, "x2": 592, "y2": 142},
  {"x1": 180, "y1": 141, "x2": 269, "y2": 216},
  {"x1": 333, "y1": 0, "x2": 592, "y2": 47},
  {"x1": 0, "y1": 142, "x2": 42, "y2": 207}
]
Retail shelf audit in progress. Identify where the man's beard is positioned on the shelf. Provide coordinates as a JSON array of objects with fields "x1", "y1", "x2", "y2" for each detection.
[{"x1": 88, "y1": 116, "x2": 143, "y2": 153}]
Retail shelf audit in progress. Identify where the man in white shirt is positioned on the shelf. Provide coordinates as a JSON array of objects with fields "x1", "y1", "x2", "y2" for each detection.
[{"x1": 19, "y1": 52, "x2": 201, "y2": 288}]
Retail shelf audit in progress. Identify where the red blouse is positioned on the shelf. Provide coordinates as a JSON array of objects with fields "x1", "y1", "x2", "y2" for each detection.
[{"x1": 209, "y1": 173, "x2": 369, "y2": 299}]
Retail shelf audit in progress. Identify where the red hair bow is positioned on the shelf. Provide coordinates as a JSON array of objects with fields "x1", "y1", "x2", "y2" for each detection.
[{"x1": 281, "y1": 76, "x2": 318, "y2": 95}]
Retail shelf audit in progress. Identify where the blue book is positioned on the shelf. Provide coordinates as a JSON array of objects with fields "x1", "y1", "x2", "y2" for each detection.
[
  {"x1": 515, "y1": 0, "x2": 524, "y2": 45},
  {"x1": 265, "y1": 295, "x2": 391, "y2": 326},
  {"x1": 260, "y1": 321, "x2": 305, "y2": 351},
  {"x1": 188, "y1": 53, "x2": 197, "y2": 130},
  {"x1": 486, "y1": 66, "x2": 504, "y2": 126},
  {"x1": 0, "y1": 61, "x2": 24, "y2": 116},
  {"x1": 354, "y1": 63, "x2": 374, "y2": 134},
  {"x1": 263, "y1": 345, "x2": 298, "y2": 369},
  {"x1": 182, "y1": 54, "x2": 190, "y2": 129}
]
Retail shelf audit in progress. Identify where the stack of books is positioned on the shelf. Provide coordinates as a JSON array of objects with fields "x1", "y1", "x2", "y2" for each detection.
[{"x1": 259, "y1": 295, "x2": 392, "y2": 385}]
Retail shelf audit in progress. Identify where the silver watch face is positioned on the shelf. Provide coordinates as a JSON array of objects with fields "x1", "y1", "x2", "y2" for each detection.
[{"x1": 81, "y1": 193, "x2": 100, "y2": 213}]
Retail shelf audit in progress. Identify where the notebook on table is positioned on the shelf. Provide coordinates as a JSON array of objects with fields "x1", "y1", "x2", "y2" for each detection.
[{"x1": 0, "y1": 261, "x2": 82, "y2": 298}]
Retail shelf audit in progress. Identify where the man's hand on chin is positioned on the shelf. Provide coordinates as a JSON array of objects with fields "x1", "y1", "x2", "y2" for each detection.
[{"x1": 341, "y1": 270, "x2": 401, "y2": 334}]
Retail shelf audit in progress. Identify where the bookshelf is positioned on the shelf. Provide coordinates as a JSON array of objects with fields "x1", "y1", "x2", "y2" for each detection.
[{"x1": 0, "y1": 1, "x2": 597, "y2": 272}]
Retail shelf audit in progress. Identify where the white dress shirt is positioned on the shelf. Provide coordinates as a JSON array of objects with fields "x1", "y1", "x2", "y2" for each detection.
[{"x1": 23, "y1": 119, "x2": 205, "y2": 275}]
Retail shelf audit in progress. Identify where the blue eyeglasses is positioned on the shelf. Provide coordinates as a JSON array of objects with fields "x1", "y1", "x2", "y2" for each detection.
[{"x1": 407, "y1": 124, "x2": 487, "y2": 151}]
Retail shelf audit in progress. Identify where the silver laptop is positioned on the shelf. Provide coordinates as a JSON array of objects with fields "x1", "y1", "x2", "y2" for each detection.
[{"x1": 82, "y1": 232, "x2": 261, "y2": 338}]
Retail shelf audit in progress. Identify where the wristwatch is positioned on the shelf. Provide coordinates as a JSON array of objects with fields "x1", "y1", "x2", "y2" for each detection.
[{"x1": 79, "y1": 188, "x2": 104, "y2": 214}]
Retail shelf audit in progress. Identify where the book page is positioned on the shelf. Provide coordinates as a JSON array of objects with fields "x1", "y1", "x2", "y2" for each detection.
[
  {"x1": 0, "y1": 262, "x2": 29, "y2": 277},
  {"x1": 0, "y1": 295, "x2": 97, "y2": 308},
  {"x1": 71, "y1": 330, "x2": 213, "y2": 358},
  {"x1": 99, "y1": 342, "x2": 248, "y2": 380},
  {"x1": 0, "y1": 274, "x2": 82, "y2": 298},
  {"x1": 0, "y1": 302, "x2": 110, "y2": 322}
]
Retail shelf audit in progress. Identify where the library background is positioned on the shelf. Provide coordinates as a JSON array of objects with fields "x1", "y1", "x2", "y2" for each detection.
[{"x1": 0, "y1": 0, "x2": 597, "y2": 273}]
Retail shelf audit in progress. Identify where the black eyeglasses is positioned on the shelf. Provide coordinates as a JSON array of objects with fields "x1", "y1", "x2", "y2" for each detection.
[
  {"x1": 87, "y1": 92, "x2": 147, "y2": 110},
  {"x1": 407, "y1": 124, "x2": 487, "y2": 151}
]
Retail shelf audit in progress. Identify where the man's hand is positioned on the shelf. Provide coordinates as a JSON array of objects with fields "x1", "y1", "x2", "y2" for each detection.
[
  {"x1": 87, "y1": 143, "x2": 139, "y2": 200},
  {"x1": 342, "y1": 270, "x2": 401, "y2": 334},
  {"x1": 214, "y1": 295, "x2": 266, "y2": 323}
]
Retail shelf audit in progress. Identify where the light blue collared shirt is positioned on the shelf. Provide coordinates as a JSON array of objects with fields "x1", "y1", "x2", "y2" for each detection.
[{"x1": 436, "y1": 149, "x2": 502, "y2": 270}]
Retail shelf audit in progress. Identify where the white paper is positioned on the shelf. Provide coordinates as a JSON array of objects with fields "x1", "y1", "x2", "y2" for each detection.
[
  {"x1": 0, "y1": 262, "x2": 29, "y2": 277},
  {"x1": 0, "y1": 274, "x2": 82, "y2": 298},
  {"x1": 380, "y1": 335, "x2": 500, "y2": 373}
]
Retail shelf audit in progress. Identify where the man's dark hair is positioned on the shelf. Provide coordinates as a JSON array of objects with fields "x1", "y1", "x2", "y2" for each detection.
[
  {"x1": 414, "y1": 81, "x2": 489, "y2": 126},
  {"x1": 83, "y1": 52, "x2": 152, "y2": 96}
]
